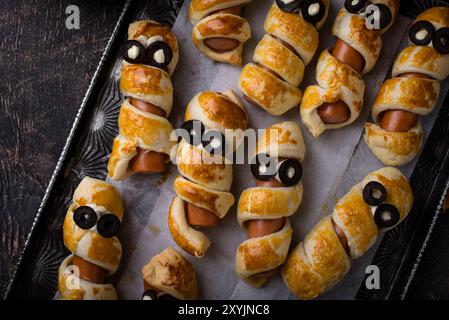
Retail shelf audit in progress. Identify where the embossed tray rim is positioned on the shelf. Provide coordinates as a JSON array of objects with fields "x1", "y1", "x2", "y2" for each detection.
[{"x1": 5, "y1": 0, "x2": 449, "y2": 300}]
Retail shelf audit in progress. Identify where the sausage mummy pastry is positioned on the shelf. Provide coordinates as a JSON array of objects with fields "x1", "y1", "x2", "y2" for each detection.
[
  {"x1": 189, "y1": 0, "x2": 252, "y2": 65},
  {"x1": 282, "y1": 167, "x2": 413, "y2": 299},
  {"x1": 108, "y1": 20, "x2": 179, "y2": 180},
  {"x1": 239, "y1": 0, "x2": 330, "y2": 116},
  {"x1": 236, "y1": 121, "x2": 305, "y2": 287},
  {"x1": 58, "y1": 177, "x2": 124, "y2": 300},
  {"x1": 168, "y1": 90, "x2": 248, "y2": 258},
  {"x1": 141, "y1": 247, "x2": 198, "y2": 300},
  {"x1": 300, "y1": 0, "x2": 400, "y2": 137},
  {"x1": 364, "y1": 7, "x2": 449, "y2": 166}
]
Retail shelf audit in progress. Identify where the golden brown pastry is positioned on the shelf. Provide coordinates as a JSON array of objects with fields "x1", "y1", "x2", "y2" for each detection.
[
  {"x1": 236, "y1": 121, "x2": 305, "y2": 287},
  {"x1": 282, "y1": 167, "x2": 413, "y2": 299},
  {"x1": 58, "y1": 177, "x2": 125, "y2": 300},
  {"x1": 190, "y1": 0, "x2": 252, "y2": 65},
  {"x1": 108, "y1": 20, "x2": 179, "y2": 180},
  {"x1": 301, "y1": 0, "x2": 400, "y2": 137},
  {"x1": 141, "y1": 247, "x2": 198, "y2": 300},
  {"x1": 239, "y1": 0, "x2": 330, "y2": 115},
  {"x1": 168, "y1": 90, "x2": 248, "y2": 258},
  {"x1": 364, "y1": 7, "x2": 449, "y2": 166}
]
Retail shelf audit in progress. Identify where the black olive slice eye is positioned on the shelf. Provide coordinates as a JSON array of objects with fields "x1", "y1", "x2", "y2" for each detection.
[
  {"x1": 276, "y1": 159, "x2": 303, "y2": 186},
  {"x1": 122, "y1": 40, "x2": 147, "y2": 64},
  {"x1": 146, "y1": 41, "x2": 173, "y2": 69},
  {"x1": 434, "y1": 28, "x2": 449, "y2": 54},
  {"x1": 142, "y1": 289, "x2": 157, "y2": 300},
  {"x1": 374, "y1": 204, "x2": 400, "y2": 229},
  {"x1": 344, "y1": 0, "x2": 367, "y2": 14},
  {"x1": 180, "y1": 120, "x2": 205, "y2": 146},
  {"x1": 363, "y1": 181, "x2": 387, "y2": 206},
  {"x1": 97, "y1": 214, "x2": 121, "y2": 238},
  {"x1": 371, "y1": 3, "x2": 392, "y2": 30},
  {"x1": 301, "y1": 0, "x2": 326, "y2": 24},
  {"x1": 409, "y1": 21, "x2": 435, "y2": 46},
  {"x1": 201, "y1": 130, "x2": 226, "y2": 156},
  {"x1": 73, "y1": 206, "x2": 97, "y2": 230},
  {"x1": 250, "y1": 153, "x2": 276, "y2": 181},
  {"x1": 276, "y1": 0, "x2": 302, "y2": 12}
]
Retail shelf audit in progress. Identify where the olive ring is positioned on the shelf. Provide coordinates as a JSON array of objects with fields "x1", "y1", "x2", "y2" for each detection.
[
  {"x1": 434, "y1": 27, "x2": 449, "y2": 54},
  {"x1": 363, "y1": 181, "x2": 387, "y2": 206},
  {"x1": 97, "y1": 214, "x2": 121, "y2": 238},
  {"x1": 374, "y1": 203, "x2": 400, "y2": 229},
  {"x1": 409, "y1": 21, "x2": 435, "y2": 46},
  {"x1": 73, "y1": 206, "x2": 97, "y2": 230}
]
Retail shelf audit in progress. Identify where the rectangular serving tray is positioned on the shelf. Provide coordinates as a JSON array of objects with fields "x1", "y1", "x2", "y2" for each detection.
[{"x1": 5, "y1": 0, "x2": 449, "y2": 300}]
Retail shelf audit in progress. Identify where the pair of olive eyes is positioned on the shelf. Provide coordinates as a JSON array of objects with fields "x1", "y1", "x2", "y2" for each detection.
[
  {"x1": 409, "y1": 21, "x2": 449, "y2": 54},
  {"x1": 276, "y1": 0, "x2": 326, "y2": 24},
  {"x1": 250, "y1": 153, "x2": 303, "y2": 187},
  {"x1": 73, "y1": 206, "x2": 121, "y2": 238},
  {"x1": 363, "y1": 181, "x2": 400, "y2": 228},
  {"x1": 142, "y1": 289, "x2": 176, "y2": 300},
  {"x1": 122, "y1": 39, "x2": 173, "y2": 69},
  {"x1": 344, "y1": 0, "x2": 392, "y2": 30},
  {"x1": 179, "y1": 120, "x2": 226, "y2": 155}
]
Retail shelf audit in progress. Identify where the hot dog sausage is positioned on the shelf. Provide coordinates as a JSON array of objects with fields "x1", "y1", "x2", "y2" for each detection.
[
  {"x1": 247, "y1": 216, "x2": 285, "y2": 238},
  {"x1": 130, "y1": 98, "x2": 166, "y2": 117},
  {"x1": 128, "y1": 148, "x2": 167, "y2": 173},
  {"x1": 378, "y1": 109, "x2": 418, "y2": 132},
  {"x1": 247, "y1": 173, "x2": 286, "y2": 278},
  {"x1": 72, "y1": 254, "x2": 106, "y2": 284},
  {"x1": 204, "y1": 38, "x2": 240, "y2": 53},
  {"x1": 315, "y1": 39, "x2": 366, "y2": 125},
  {"x1": 332, "y1": 39, "x2": 365, "y2": 73},
  {"x1": 332, "y1": 219, "x2": 350, "y2": 256},
  {"x1": 203, "y1": 6, "x2": 242, "y2": 53},
  {"x1": 186, "y1": 202, "x2": 220, "y2": 228},
  {"x1": 377, "y1": 72, "x2": 432, "y2": 132},
  {"x1": 128, "y1": 98, "x2": 168, "y2": 173},
  {"x1": 317, "y1": 101, "x2": 351, "y2": 124},
  {"x1": 248, "y1": 159, "x2": 288, "y2": 239},
  {"x1": 248, "y1": 215, "x2": 284, "y2": 278}
]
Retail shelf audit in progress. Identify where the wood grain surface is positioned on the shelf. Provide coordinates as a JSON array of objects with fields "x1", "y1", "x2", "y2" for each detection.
[{"x1": 0, "y1": 0, "x2": 126, "y2": 296}]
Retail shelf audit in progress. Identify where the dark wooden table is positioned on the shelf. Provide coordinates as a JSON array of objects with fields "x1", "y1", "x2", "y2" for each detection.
[{"x1": 0, "y1": 0, "x2": 126, "y2": 296}]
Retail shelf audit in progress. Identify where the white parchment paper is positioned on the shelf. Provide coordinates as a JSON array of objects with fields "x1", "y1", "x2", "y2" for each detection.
[{"x1": 110, "y1": 0, "x2": 449, "y2": 299}]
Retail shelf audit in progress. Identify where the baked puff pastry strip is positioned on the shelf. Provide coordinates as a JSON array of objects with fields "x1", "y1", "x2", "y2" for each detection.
[
  {"x1": 364, "y1": 7, "x2": 449, "y2": 166},
  {"x1": 282, "y1": 167, "x2": 413, "y2": 299},
  {"x1": 108, "y1": 20, "x2": 179, "y2": 180},
  {"x1": 141, "y1": 247, "x2": 198, "y2": 300},
  {"x1": 58, "y1": 177, "x2": 125, "y2": 300},
  {"x1": 300, "y1": 0, "x2": 400, "y2": 137},
  {"x1": 239, "y1": 1, "x2": 330, "y2": 116},
  {"x1": 236, "y1": 121, "x2": 305, "y2": 287},
  {"x1": 190, "y1": 0, "x2": 252, "y2": 65},
  {"x1": 168, "y1": 90, "x2": 248, "y2": 258}
]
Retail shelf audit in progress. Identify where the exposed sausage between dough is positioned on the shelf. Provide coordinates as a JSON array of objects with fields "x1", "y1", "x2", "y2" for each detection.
[
  {"x1": 377, "y1": 72, "x2": 431, "y2": 132},
  {"x1": 315, "y1": 39, "x2": 366, "y2": 125},
  {"x1": 332, "y1": 219, "x2": 350, "y2": 256},
  {"x1": 72, "y1": 254, "x2": 106, "y2": 284},
  {"x1": 203, "y1": 6, "x2": 242, "y2": 53},
  {"x1": 186, "y1": 202, "x2": 220, "y2": 228},
  {"x1": 247, "y1": 175, "x2": 286, "y2": 278},
  {"x1": 128, "y1": 98, "x2": 168, "y2": 173}
]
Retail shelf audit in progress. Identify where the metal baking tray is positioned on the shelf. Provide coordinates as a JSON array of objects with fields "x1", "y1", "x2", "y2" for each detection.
[{"x1": 5, "y1": 0, "x2": 449, "y2": 300}]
